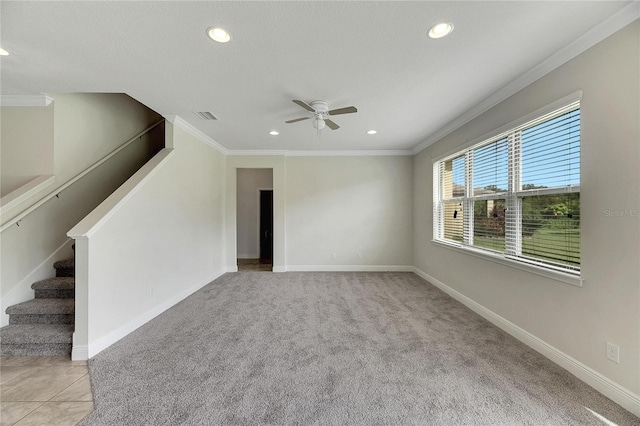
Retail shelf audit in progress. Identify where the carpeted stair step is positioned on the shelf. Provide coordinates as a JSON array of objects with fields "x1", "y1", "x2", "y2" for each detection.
[
  {"x1": 0, "y1": 324, "x2": 73, "y2": 356},
  {"x1": 6, "y1": 298, "x2": 75, "y2": 325},
  {"x1": 31, "y1": 277, "x2": 75, "y2": 299},
  {"x1": 53, "y1": 258, "x2": 75, "y2": 277}
]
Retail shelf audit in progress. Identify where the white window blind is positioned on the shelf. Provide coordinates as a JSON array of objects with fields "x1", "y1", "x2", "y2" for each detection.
[
  {"x1": 514, "y1": 108, "x2": 580, "y2": 270},
  {"x1": 470, "y1": 137, "x2": 508, "y2": 252},
  {"x1": 436, "y1": 155, "x2": 465, "y2": 243},
  {"x1": 434, "y1": 102, "x2": 580, "y2": 275}
]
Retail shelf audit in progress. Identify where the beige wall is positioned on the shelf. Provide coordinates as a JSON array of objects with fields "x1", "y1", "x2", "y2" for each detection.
[
  {"x1": 226, "y1": 154, "x2": 413, "y2": 271},
  {"x1": 236, "y1": 168, "x2": 273, "y2": 258},
  {"x1": 1, "y1": 94, "x2": 162, "y2": 326},
  {"x1": 285, "y1": 156, "x2": 413, "y2": 268},
  {"x1": 52, "y1": 93, "x2": 160, "y2": 184},
  {"x1": 1, "y1": 93, "x2": 161, "y2": 219},
  {"x1": 72, "y1": 123, "x2": 226, "y2": 355},
  {"x1": 1, "y1": 105, "x2": 54, "y2": 197},
  {"x1": 1, "y1": 132, "x2": 160, "y2": 326},
  {"x1": 413, "y1": 22, "x2": 639, "y2": 395}
]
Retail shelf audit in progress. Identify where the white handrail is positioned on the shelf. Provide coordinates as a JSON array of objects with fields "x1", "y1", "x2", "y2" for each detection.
[{"x1": 0, "y1": 119, "x2": 165, "y2": 232}]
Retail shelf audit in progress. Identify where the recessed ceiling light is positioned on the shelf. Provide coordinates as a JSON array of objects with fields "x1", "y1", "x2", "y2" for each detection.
[
  {"x1": 367, "y1": 130, "x2": 377, "y2": 135},
  {"x1": 269, "y1": 130, "x2": 279, "y2": 136},
  {"x1": 207, "y1": 27, "x2": 231, "y2": 43},
  {"x1": 0, "y1": 48, "x2": 10, "y2": 56},
  {"x1": 428, "y1": 22, "x2": 454, "y2": 39}
]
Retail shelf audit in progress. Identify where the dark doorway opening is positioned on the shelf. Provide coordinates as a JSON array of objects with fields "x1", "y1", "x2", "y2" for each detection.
[{"x1": 259, "y1": 190, "x2": 273, "y2": 265}]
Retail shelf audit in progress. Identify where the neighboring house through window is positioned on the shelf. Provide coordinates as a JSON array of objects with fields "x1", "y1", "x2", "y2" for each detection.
[{"x1": 433, "y1": 98, "x2": 581, "y2": 277}]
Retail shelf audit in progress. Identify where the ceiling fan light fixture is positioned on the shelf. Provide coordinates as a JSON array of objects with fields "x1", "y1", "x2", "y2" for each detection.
[
  {"x1": 207, "y1": 27, "x2": 231, "y2": 43},
  {"x1": 367, "y1": 130, "x2": 377, "y2": 135},
  {"x1": 269, "y1": 130, "x2": 279, "y2": 136},
  {"x1": 0, "y1": 48, "x2": 9, "y2": 56},
  {"x1": 428, "y1": 22, "x2": 454, "y2": 39},
  {"x1": 313, "y1": 116, "x2": 326, "y2": 130}
]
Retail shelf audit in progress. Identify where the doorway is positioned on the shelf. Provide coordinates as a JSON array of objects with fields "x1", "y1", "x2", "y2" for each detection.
[
  {"x1": 236, "y1": 168, "x2": 273, "y2": 271},
  {"x1": 259, "y1": 190, "x2": 273, "y2": 264}
]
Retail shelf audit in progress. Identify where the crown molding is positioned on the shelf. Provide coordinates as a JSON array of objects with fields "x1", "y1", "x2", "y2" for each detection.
[
  {"x1": 161, "y1": 118, "x2": 413, "y2": 157},
  {"x1": 284, "y1": 150, "x2": 413, "y2": 157},
  {"x1": 0, "y1": 95, "x2": 54, "y2": 107},
  {"x1": 227, "y1": 150, "x2": 288, "y2": 156},
  {"x1": 164, "y1": 115, "x2": 230, "y2": 155},
  {"x1": 227, "y1": 149, "x2": 413, "y2": 157},
  {"x1": 411, "y1": 4, "x2": 640, "y2": 155}
]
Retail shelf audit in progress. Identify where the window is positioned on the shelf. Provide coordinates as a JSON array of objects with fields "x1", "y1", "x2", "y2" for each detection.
[{"x1": 434, "y1": 102, "x2": 580, "y2": 275}]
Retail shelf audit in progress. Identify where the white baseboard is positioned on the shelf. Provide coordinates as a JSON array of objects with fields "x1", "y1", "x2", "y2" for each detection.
[
  {"x1": 71, "y1": 343, "x2": 88, "y2": 361},
  {"x1": 286, "y1": 265, "x2": 414, "y2": 272},
  {"x1": 237, "y1": 254, "x2": 258, "y2": 259},
  {"x1": 412, "y1": 267, "x2": 640, "y2": 417},
  {"x1": 226, "y1": 265, "x2": 239, "y2": 273},
  {"x1": 85, "y1": 269, "x2": 226, "y2": 359},
  {"x1": 1, "y1": 239, "x2": 74, "y2": 326},
  {"x1": 272, "y1": 266, "x2": 286, "y2": 273}
]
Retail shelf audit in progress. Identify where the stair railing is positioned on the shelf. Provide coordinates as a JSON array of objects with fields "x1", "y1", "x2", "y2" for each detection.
[{"x1": 0, "y1": 119, "x2": 165, "y2": 232}]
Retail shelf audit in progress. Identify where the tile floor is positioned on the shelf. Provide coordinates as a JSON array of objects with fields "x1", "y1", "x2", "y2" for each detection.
[{"x1": 0, "y1": 356, "x2": 93, "y2": 425}]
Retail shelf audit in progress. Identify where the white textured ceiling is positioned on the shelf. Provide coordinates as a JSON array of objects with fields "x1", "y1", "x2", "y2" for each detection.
[{"x1": 0, "y1": 1, "x2": 636, "y2": 153}]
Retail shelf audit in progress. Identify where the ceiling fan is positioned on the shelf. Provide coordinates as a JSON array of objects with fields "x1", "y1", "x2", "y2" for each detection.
[{"x1": 285, "y1": 100, "x2": 358, "y2": 131}]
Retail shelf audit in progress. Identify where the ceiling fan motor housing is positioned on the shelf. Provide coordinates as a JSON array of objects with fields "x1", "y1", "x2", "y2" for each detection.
[
  {"x1": 310, "y1": 101, "x2": 329, "y2": 129},
  {"x1": 310, "y1": 100, "x2": 329, "y2": 115}
]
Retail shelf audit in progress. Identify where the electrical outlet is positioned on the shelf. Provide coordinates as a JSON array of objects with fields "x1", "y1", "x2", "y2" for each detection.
[
  {"x1": 606, "y1": 342, "x2": 619, "y2": 364},
  {"x1": 150, "y1": 287, "x2": 154, "y2": 297},
  {"x1": 332, "y1": 252, "x2": 337, "y2": 259},
  {"x1": 358, "y1": 252, "x2": 363, "y2": 259}
]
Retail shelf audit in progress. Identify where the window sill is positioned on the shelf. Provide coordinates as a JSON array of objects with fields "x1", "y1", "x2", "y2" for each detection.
[{"x1": 431, "y1": 239, "x2": 583, "y2": 287}]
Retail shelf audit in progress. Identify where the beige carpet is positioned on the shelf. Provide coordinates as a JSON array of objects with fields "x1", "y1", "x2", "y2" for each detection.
[{"x1": 81, "y1": 272, "x2": 638, "y2": 425}]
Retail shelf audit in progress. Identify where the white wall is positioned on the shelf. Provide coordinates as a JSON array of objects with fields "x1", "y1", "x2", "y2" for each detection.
[
  {"x1": 0, "y1": 105, "x2": 54, "y2": 197},
  {"x1": 236, "y1": 168, "x2": 273, "y2": 258},
  {"x1": 69, "y1": 123, "x2": 226, "y2": 357},
  {"x1": 1, "y1": 94, "x2": 162, "y2": 326},
  {"x1": 413, "y1": 21, "x2": 639, "y2": 404},
  {"x1": 286, "y1": 156, "x2": 413, "y2": 269}
]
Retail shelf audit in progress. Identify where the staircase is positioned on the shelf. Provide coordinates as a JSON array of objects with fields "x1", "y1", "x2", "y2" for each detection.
[{"x1": 0, "y1": 257, "x2": 75, "y2": 356}]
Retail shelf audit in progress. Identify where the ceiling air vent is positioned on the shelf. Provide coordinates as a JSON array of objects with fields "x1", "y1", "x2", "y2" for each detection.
[{"x1": 193, "y1": 111, "x2": 218, "y2": 121}]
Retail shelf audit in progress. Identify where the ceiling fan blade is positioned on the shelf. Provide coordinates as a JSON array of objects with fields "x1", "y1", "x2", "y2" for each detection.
[
  {"x1": 328, "y1": 106, "x2": 357, "y2": 116},
  {"x1": 293, "y1": 100, "x2": 315, "y2": 112},
  {"x1": 325, "y1": 119, "x2": 340, "y2": 130},
  {"x1": 285, "y1": 117, "x2": 310, "y2": 124}
]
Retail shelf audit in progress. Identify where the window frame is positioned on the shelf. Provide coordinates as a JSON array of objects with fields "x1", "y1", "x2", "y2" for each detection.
[{"x1": 432, "y1": 92, "x2": 583, "y2": 287}]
